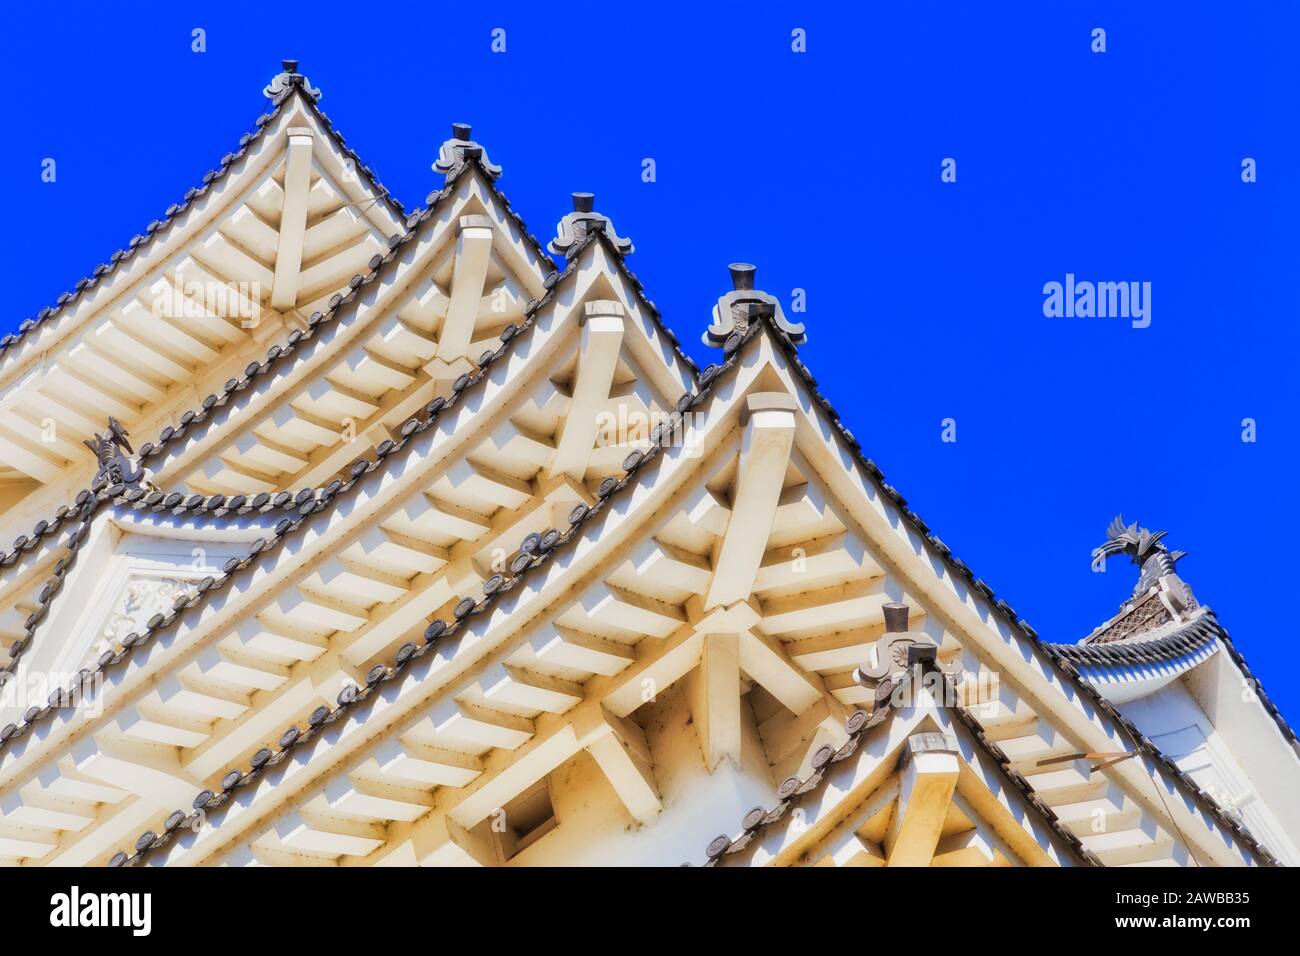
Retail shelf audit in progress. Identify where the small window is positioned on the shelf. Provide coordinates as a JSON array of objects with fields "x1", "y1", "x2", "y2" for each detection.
[{"x1": 495, "y1": 779, "x2": 557, "y2": 860}]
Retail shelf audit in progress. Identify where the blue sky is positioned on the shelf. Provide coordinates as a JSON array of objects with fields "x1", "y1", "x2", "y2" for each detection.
[{"x1": 1, "y1": 2, "x2": 1296, "y2": 721}]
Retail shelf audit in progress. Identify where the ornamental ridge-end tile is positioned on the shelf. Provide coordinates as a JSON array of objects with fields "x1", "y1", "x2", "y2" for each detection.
[
  {"x1": 548, "y1": 192, "x2": 633, "y2": 258},
  {"x1": 703, "y1": 263, "x2": 806, "y2": 350},
  {"x1": 1092, "y1": 514, "x2": 1195, "y2": 609},
  {"x1": 433, "y1": 123, "x2": 502, "y2": 181},
  {"x1": 84, "y1": 418, "x2": 144, "y2": 491},
  {"x1": 1084, "y1": 516, "x2": 1199, "y2": 645},
  {"x1": 263, "y1": 59, "x2": 321, "y2": 101}
]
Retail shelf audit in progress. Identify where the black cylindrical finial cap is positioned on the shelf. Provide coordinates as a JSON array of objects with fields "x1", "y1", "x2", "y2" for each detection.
[
  {"x1": 452, "y1": 123, "x2": 472, "y2": 140},
  {"x1": 729, "y1": 263, "x2": 756, "y2": 291},
  {"x1": 282, "y1": 59, "x2": 299, "y2": 74},
  {"x1": 572, "y1": 192, "x2": 595, "y2": 213},
  {"x1": 882, "y1": 603, "x2": 910, "y2": 633}
]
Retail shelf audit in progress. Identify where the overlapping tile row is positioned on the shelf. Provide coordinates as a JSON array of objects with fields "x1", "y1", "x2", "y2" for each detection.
[
  {"x1": 698, "y1": 704, "x2": 893, "y2": 866},
  {"x1": 127, "y1": 153, "x2": 541, "y2": 469},
  {"x1": 0, "y1": 67, "x2": 403, "y2": 364},
  {"x1": 95, "y1": 304, "x2": 1280, "y2": 868},
  {"x1": 0, "y1": 493, "x2": 100, "y2": 688},
  {"x1": 696, "y1": 665, "x2": 1100, "y2": 867},
  {"x1": 0, "y1": 75, "x2": 419, "y2": 495},
  {"x1": 0, "y1": 219, "x2": 602, "y2": 756},
  {"x1": 0, "y1": 142, "x2": 557, "y2": 675},
  {"x1": 123, "y1": 157, "x2": 693, "y2": 504},
  {"x1": 942, "y1": 678, "x2": 1102, "y2": 866},
  {"x1": 1050, "y1": 651, "x2": 1279, "y2": 865},
  {"x1": 1047, "y1": 614, "x2": 1220, "y2": 667},
  {"x1": 0, "y1": 502, "x2": 82, "y2": 571},
  {"x1": 0, "y1": 165, "x2": 710, "y2": 866},
  {"x1": 100, "y1": 318, "x2": 746, "y2": 866},
  {"x1": 728, "y1": 308, "x2": 1282, "y2": 866},
  {"x1": 0, "y1": 74, "x2": 1287, "y2": 866}
]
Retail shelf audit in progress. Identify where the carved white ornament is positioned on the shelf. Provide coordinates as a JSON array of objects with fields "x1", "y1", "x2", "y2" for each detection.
[{"x1": 88, "y1": 577, "x2": 199, "y2": 667}]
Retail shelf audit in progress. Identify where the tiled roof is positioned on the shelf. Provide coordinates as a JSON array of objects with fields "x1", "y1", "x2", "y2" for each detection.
[
  {"x1": 699, "y1": 703, "x2": 895, "y2": 866},
  {"x1": 129, "y1": 153, "x2": 544, "y2": 467},
  {"x1": 3, "y1": 85, "x2": 1288, "y2": 864},
  {"x1": 91, "y1": 306, "x2": 1284, "y2": 867},
  {"x1": 0, "y1": 65, "x2": 406, "y2": 367},
  {"x1": 696, "y1": 665, "x2": 1099, "y2": 867},
  {"x1": 0, "y1": 501, "x2": 84, "y2": 572},
  {"x1": 0, "y1": 116, "x2": 695, "y2": 607},
  {"x1": 1048, "y1": 612, "x2": 1221, "y2": 668},
  {"x1": 0, "y1": 133, "x2": 558, "y2": 667},
  {"x1": 0, "y1": 492, "x2": 100, "y2": 689},
  {"x1": 1054, "y1": 647, "x2": 1281, "y2": 865},
  {"x1": 129, "y1": 145, "x2": 695, "y2": 475},
  {"x1": 1070, "y1": 528, "x2": 1297, "y2": 749},
  {"x1": 702, "y1": 304, "x2": 1282, "y2": 866},
  {"x1": 0, "y1": 123, "x2": 699, "y2": 762},
  {"x1": 98, "y1": 280, "x2": 745, "y2": 867},
  {"x1": 0, "y1": 218, "x2": 565, "y2": 755}
]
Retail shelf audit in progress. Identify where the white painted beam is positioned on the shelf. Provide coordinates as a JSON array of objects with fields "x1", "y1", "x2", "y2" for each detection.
[
  {"x1": 0, "y1": 427, "x2": 63, "y2": 482},
  {"x1": 579, "y1": 707, "x2": 661, "y2": 825},
  {"x1": 276, "y1": 810, "x2": 384, "y2": 857},
  {"x1": 526, "y1": 625, "x2": 636, "y2": 677},
  {"x1": 930, "y1": 828, "x2": 1002, "y2": 867},
  {"x1": 886, "y1": 734, "x2": 960, "y2": 867},
  {"x1": 410, "y1": 814, "x2": 497, "y2": 866},
  {"x1": 186, "y1": 678, "x2": 319, "y2": 780},
  {"x1": 738, "y1": 628, "x2": 826, "y2": 716},
  {"x1": 437, "y1": 215, "x2": 494, "y2": 361},
  {"x1": 371, "y1": 740, "x2": 483, "y2": 789},
  {"x1": 691, "y1": 632, "x2": 742, "y2": 772},
  {"x1": 70, "y1": 735, "x2": 203, "y2": 808},
  {"x1": 704, "y1": 393, "x2": 797, "y2": 609},
  {"x1": 549, "y1": 301, "x2": 626, "y2": 480}
]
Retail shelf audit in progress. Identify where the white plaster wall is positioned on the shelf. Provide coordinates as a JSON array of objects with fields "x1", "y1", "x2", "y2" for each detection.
[{"x1": 1118, "y1": 673, "x2": 1300, "y2": 865}]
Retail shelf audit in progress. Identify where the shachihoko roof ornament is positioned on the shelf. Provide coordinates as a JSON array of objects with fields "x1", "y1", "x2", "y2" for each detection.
[
  {"x1": 84, "y1": 418, "x2": 143, "y2": 491},
  {"x1": 263, "y1": 59, "x2": 321, "y2": 101},
  {"x1": 548, "y1": 193, "x2": 634, "y2": 258},
  {"x1": 433, "y1": 123, "x2": 503, "y2": 181},
  {"x1": 1092, "y1": 515, "x2": 1190, "y2": 621},
  {"x1": 703, "y1": 263, "x2": 806, "y2": 351}
]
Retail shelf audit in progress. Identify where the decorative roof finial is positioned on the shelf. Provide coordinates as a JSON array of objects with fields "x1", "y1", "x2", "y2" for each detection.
[
  {"x1": 548, "y1": 193, "x2": 634, "y2": 259},
  {"x1": 729, "y1": 263, "x2": 756, "y2": 291},
  {"x1": 703, "y1": 264, "x2": 806, "y2": 350},
  {"x1": 852, "y1": 601, "x2": 938, "y2": 708},
  {"x1": 264, "y1": 59, "x2": 322, "y2": 102},
  {"x1": 83, "y1": 418, "x2": 143, "y2": 491},
  {"x1": 433, "y1": 123, "x2": 503, "y2": 182},
  {"x1": 1092, "y1": 515, "x2": 1196, "y2": 611}
]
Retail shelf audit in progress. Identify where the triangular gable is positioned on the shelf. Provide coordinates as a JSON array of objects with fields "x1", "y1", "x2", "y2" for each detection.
[
  {"x1": 0, "y1": 124, "x2": 565, "y2": 734},
  {"x1": 706, "y1": 681, "x2": 1084, "y2": 867},
  {"x1": 53, "y1": 308, "x2": 1274, "y2": 867},
  {"x1": 0, "y1": 230, "x2": 694, "y2": 865},
  {"x1": 739, "y1": 324, "x2": 1277, "y2": 867},
  {"x1": 0, "y1": 65, "x2": 405, "y2": 501},
  {"x1": 0, "y1": 77, "x2": 1287, "y2": 867},
  {"x1": 137, "y1": 159, "x2": 554, "y2": 497}
]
